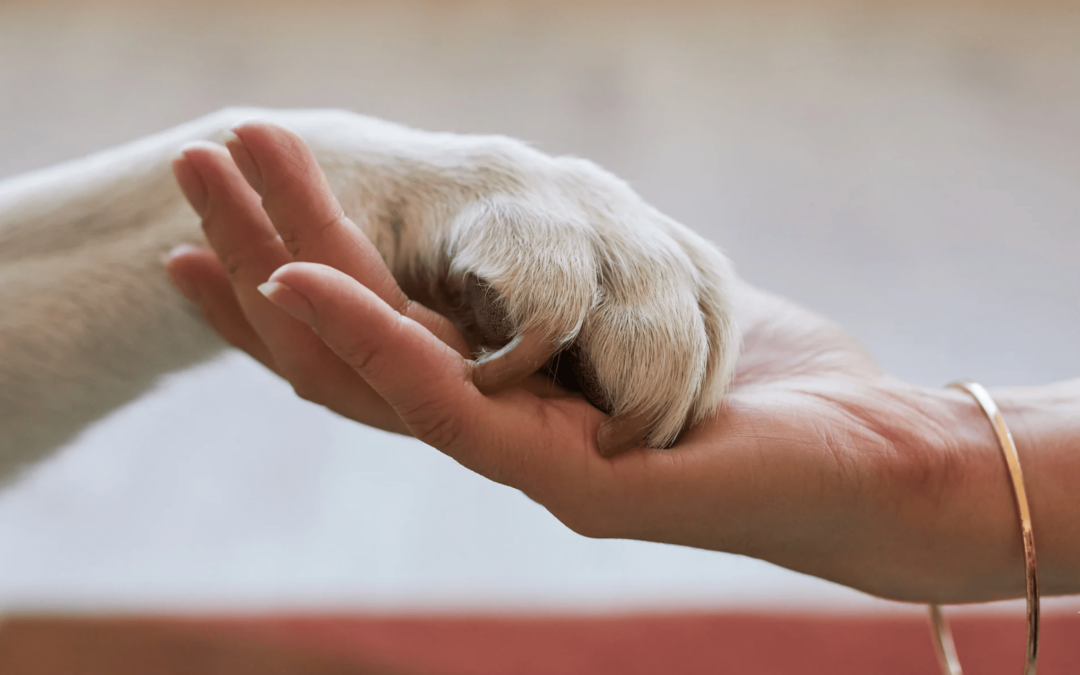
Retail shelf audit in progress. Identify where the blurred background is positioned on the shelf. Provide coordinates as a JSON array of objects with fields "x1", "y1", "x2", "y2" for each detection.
[{"x1": 1, "y1": 0, "x2": 1078, "y2": 639}]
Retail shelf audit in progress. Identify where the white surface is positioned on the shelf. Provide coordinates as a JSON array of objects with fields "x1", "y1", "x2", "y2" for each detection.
[{"x1": 0, "y1": 0, "x2": 1078, "y2": 614}]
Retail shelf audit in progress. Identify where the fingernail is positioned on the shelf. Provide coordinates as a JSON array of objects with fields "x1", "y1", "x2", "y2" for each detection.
[
  {"x1": 596, "y1": 415, "x2": 650, "y2": 458},
  {"x1": 172, "y1": 155, "x2": 208, "y2": 217},
  {"x1": 259, "y1": 280, "x2": 315, "y2": 325},
  {"x1": 225, "y1": 129, "x2": 264, "y2": 195},
  {"x1": 163, "y1": 243, "x2": 208, "y2": 263},
  {"x1": 163, "y1": 248, "x2": 203, "y2": 302}
]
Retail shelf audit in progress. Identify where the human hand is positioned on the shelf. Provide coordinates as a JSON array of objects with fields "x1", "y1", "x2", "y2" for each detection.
[{"x1": 167, "y1": 123, "x2": 1079, "y2": 605}]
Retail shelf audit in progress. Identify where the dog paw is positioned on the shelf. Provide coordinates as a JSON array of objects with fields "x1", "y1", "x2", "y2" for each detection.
[
  {"x1": 280, "y1": 109, "x2": 740, "y2": 450},
  {"x1": 428, "y1": 153, "x2": 740, "y2": 450}
]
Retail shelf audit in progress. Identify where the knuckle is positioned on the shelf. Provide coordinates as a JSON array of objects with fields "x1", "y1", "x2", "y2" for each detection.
[
  {"x1": 217, "y1": 235, "x2": 282, "y2": 281},
  {"x1": 334, "y1": 336, "x2": 379, "y2": 375},
  {"x1": 219, "y1": 249, "x2": 250, "y2": 280},
  {"x1": 264, "y1": 200, "x2": 345, "y2": 261},
  {"x1": 409, "y1": 406, "x2": 464, "y2": 449},
  {"x1": 394, "y1": 373, "x2": 471, "y2": 450},
  {"x1": 278, "y1": 229, "x2": 303, "y2": 258}
]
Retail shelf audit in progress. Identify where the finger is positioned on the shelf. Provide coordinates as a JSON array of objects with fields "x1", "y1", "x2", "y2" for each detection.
[
  {"x1": 226, "y1": 122, "x2": 471, "y2": 357},
  {"x1": 173, "y1": 149, "x2": 209, "y2": 217},
  {"x1": 260, "y1": 261, "x2": 623, "y2": 509},
  {"x1": 175, "y1": 145, "x2": 321, "y2": 380},
  {"x1": 164, "y1": 244, "x2": 278, "y2": 372},
  {"x1": 175, "y1": 145, "x2": 291, "y2": 290},
  {"x1": 227, "y1": 123, "x2": 388, "y2": 292},
  {"x1": 174, "y1": 148, "x2": 403, "y2": 432},
  {"x1": 258, "y1": 261, "x2": 479, "y2": 449}
]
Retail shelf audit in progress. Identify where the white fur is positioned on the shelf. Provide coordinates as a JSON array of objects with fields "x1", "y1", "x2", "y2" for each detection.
[{"x1": 0, "y1": 108, "x2": 740, "y2": 482}]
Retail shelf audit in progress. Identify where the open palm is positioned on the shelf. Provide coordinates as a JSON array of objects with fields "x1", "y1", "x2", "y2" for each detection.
[{"x1": 169, "y1": 122, "x2": 1020, "y2": 605}]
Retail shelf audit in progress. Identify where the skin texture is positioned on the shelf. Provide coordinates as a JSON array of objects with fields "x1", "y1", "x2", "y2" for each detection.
[{"x1": 168, "y1": 122, "x2": 1080, "y2": 605}]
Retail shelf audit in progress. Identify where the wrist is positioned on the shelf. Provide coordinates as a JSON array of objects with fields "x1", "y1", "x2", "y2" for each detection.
[
  {"x1": 883, "y1": 380, "x2": 1078, "y2": 603},
  {"x1": 913, "y1": 383, "x2": 1026, "y2": 602},
  {"x1": 991, "y1": 380, "x2": 1080, "y2": 597}
]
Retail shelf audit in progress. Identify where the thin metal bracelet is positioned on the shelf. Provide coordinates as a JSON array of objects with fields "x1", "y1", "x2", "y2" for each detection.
[{"x1": 929, "y1": 380, "x2": 1039, "y2": 675}]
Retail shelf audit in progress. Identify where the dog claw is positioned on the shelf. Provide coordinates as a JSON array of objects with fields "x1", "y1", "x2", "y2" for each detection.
[
  {"x1": 596, "y1": 413, "x2": 651, "y2": 458},
  {"x1": 472, "y1": 331, "x2": 556, "y2": 394}
]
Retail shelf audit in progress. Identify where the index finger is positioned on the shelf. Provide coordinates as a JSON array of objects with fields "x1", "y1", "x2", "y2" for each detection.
[{"x1": 262, "y1": 261, "x2": 608, "y2": 499}]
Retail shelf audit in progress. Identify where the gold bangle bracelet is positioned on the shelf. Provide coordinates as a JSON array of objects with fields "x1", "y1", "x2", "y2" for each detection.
[{"x1": 928, "y1": 381, "x2": 1040, "y2": 675}]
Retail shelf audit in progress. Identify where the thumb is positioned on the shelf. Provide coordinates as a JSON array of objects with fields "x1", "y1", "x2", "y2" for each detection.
[{"x1": 259, "y1": 261, "x2": 479, "y2": 448}]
